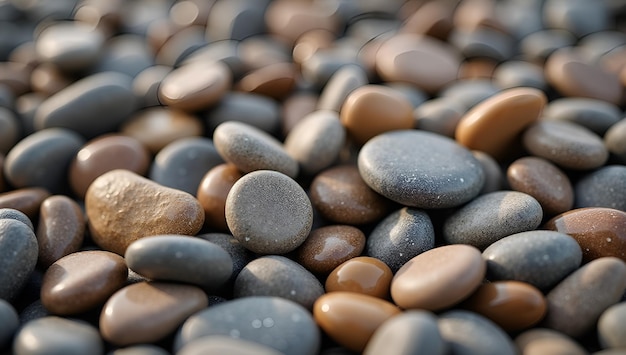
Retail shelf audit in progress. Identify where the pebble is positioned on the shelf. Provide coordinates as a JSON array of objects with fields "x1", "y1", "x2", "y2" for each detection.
[
  {"x1": 543, "y1": 0, "x2": 609, "y2": 38},
  {"x1": 95, "y1": 34, "x2": 154, "y2": 78},
  {"x1": 313, "y1": 292, "x2": 400, "y2": 353},
  {"x1": 225, "y1": 170, "x2": 312, "y2": 254},
  {"x1": 196, "y1": 163, "x2": 243, "y2": 231},
  {"x1": 30, "y1": 63, "x2": 71, "y2": 96},
  {"x1": 296, "y1": 225, "x2": 365, "y2": 275},
  {"x1": 542, "y1": 98, "x2": 621, "y2": 136},
  {"x1": 449, "y1": 27, "x2": 514, "y2": 62},
  {"x1": 0, "y1": 107, "x2": 19, "y2": 155},
  {"x1": 325, "y1": 256, "x2": 392, "y2": 299},
  {"x1": 174, "y1": 296, "x2": 320, "y2": 355},
  {"x1": 402, "y1": 1, "x2": 453, "y2": 39},
  {"x1": 100, "y1": 282, "x2": 208, "y2": 346},
  {"x1": 443, "y1": 191, "x2": 543, "y2": 249},
  {"x1": 177, "y1": 335, "x2": 284, "y2": 355},
  {"x1": 203, "y1": 92, "x2": 280, "y2": 135},
  {"x1": 520, "y1": 29, "x2": 576, "y2": 62},
  {"x1": 440, "y1": 79, "x2": 500, "y2": 110},
  {"x1": 514, "y1": 328, "x2": 587, "y2": 355},
  {"x1": 438, "y1": 310, "x2": 517, "y2": 355},
  {"x1": 196, "y1": 232, "x2": 252, "y2": 284},
  {"x1": 281, "y1": 92, "x2": 318, "y2": 136},
  {"x1": 574, "y1": 165, "x2": 626, "y2": 211},
  {"x1": 85, "y1": 169, "x2": 205, "y2": 255},
  {"x1": 473, "y1": 151, "x2": 504, "y2": 194},
  {"x1": 493, "y1": 60, "x2": 547, "y2": 90},
  {"x1": 132, "y1": 65, "x2": 171, "y2": 108},
  {"x1": 414, "y1": 97, "x2": 465, "y2": 138},
  {"x1": 13, "y1": 316, "x2": 103, "y2": 355},
  {"x1": 40, "y1": 250, "x2": 127, "y2": 315},
  {"x1": 0, "y1": 299, "x2": 18, "y2": 348},
  {"x1": 358, "y1": 130, "x2": 484, "y2": 209},
  {"x1": 605, "y1": 118, "x2": 626, "y2": 163},
  {"x1": 366, "y1": 207, "x2": 435, "y2": 272},
  {"x1": 317, "y1": 64, "x2": 368, "y2": 112},
  {"x1": 597, "y1": 302, "x2": 626, "y2": 349},
  {"x1": 483, "y1": 230, "x2": 582, "y2": 291},
  {"x1": 35, "y1": 22, "x2": 104, "y2": 72},
  {"x1": 36, "y1": 195, "x2": 85, "y2": 268},
  {"x1": 544, "y1": 207, "x2": 626, "y2": 262},
  {"x1": 391, "y1": 245, "x2": 485, "y2": 311},
  {"x1": 109, "y1": 345, "x2": 170, "y2": 355},
  {"x1": 0, "y1": 187, "x2": 50, "y2": 219},
  {"x1": 237, "y1": 62, "x2": 296, "y2": 101},
  {"x1": 0, "y1": 219, "x2": 38, "y2": 300},
  {"x1": 0, "y1": 207, "x2": 33, "y2": 230}
]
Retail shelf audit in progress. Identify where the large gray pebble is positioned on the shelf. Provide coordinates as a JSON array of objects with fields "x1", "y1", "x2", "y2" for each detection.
[
  {"x1": 0, "y1": 219, "x2": 38, "y2": 300},
  {"x1": 542, "y1": 98, "x2": 621, "y2": 136},
  {"x1": 438, "y1": 310, "x2": 516, "y2": 355},
  {"x1": 14, "y1": 317, "x2": 103, "y2": 355},
  {"x1": 574, "y1": 165, "x2": 626, "y2": 211},
  {"x1": 0, "y1": 299, "x2": 18, "y2": 348}
]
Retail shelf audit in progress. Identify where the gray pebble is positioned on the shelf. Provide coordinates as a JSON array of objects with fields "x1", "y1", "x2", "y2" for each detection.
[
  {"x1": 0, "y1": 208, "x2": 33, "y2": 231},
  {"x1": 95, "y1": 35, "x2": 154, "y2": 78},
  {"x1": 473, "y1": 151, "x2": 504, "y2": 195},
  {"x1": 196, "y1": 233, "x2": 252, "y2": 284},
  {"x1": 317, "y1": 64, "x2": 368, "y2": 112},
  {"x1": 108, "y1": 345, "x2": 169, "y2": 355},
  {"x1": 132, "y1": 65, "x2": 171, "y2": 108},
  {"x1": 440, "y1": 79, "x2": 500, "y2": 110},
  {"x1": 578, "y1": 31, "x2": 626, "y2": 62},
  {"x1": 301, "y1": 49, "x2": 361, "y2": 89},
  {"x1": 438, "y1": 310, "x2": 516, "y2": 355},
  {"x1": 35, "y1": 22, "x2": 104, "y2": 72},
  {"x1": 0, "y1": 219, "x2": 38, "y2": 300},
  {"x1": 204, "y1": 92, "x2": 280, "y2": 135},
  {"x1": 14, "y1": 316, "x2": 103, "y2": 355},
  {"x1": 520, "y1": 29, "x2": 576, "y2": 62},
  {"x1": 0, "y1": 299, "x2": 18, "y2": 348},
  {"x1": 18, "y1": 300, "x2": 49, "y2": 325},
  {"x1": 449, "y1": 28, "x2": 514, "y2": 62},
  {"x1": 182, "y1": 40, "x2": 246, "y2": 78},
  {"x1": 0, "y1": 106, "x2": 19, "y2": 155},
  {"x1": 542, "y1": 98, "x2": 621, "y2": 136},
  {"x1": 493, "y1": 61, "x2": 546, "y2": 90},
  {"x1": 598, "y1": 302, "x2": 626, "y2": 349},
  {"x1": 178, "y1": 335, "x2": 284, "y2": 355},
  {"x1": 574, "y1": 165, "x2": 626, "y2": 211},
  {"x1": 206, "y1": 0, "x2": 270, "y2": 42},
  {"x1": 414, "y1": 97, "x2": 465, "y2": 138},
  {"x1": 543, "y1": 0, "x2": 609, "y2": 38},
  {"x1": 605, "y1": 118, "x2": 626, "y2": 163}
]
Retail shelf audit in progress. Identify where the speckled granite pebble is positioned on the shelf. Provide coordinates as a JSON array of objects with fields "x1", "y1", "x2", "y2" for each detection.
[
  {"x1": 574, "y1": 165, "x2": 626, "y2": 211},
  {"x1": 438, "y1": 310, "x2": 516, "y2": 355},
  {"x1": 14, "y1": 316, "x2": 103, "y2": 355},
  {"x1": 0, "y1": 219, "x2": 38, "y2": 300}
]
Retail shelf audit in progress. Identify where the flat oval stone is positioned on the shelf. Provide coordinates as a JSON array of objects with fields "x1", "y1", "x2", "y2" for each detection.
[
  {"x1": 514, "y1": 328, "x2": 587, "y2": 355},
  {"x1": 363, "y1": 310, "x2": 446, "y2": 355},
  {"x1": 125, "y1": 235, "x2": 233, "y2": 290},
  {"x1": 483, "y1": 230, "x2": 582, "y2": 291},
  {"x1": 366, "y1": 207, "x2": 435, "y2": 272},
  {"x1": 313, "y1": 292, "x2": 400, "y2": 353},
  {"x1": 0, "y1": 208, "x2": 33, "y2": 231},
  {"x1": 174, "y1": 296, "x2": 320, "y2": 355},
  {"x1": 296, "y1": 225, "x2": 365, "y2": 275},
  {"x1": 544, "y1": 207, "x2": 626, "y2": 262},
  {"x1": 391, "y1": 244, "x2": 486, "y2": 311},
  {"x1": 0, "y1": 299, "x2": 18, "y2": 348},
  {"x1": 605, "y1": 118, "x2": 626, "y2": 163},
  {"x1": 196, "y1": 232, "x2": 252, "y2": 284},
  {"x1": 0, "y1": 219, "x2": 38, "y2": 300},
  {"x1": 543, "y1": 98, "x2": 621, "y2": 136},
  {"x1": 438, "y1": 310, "x2": 516, "y2": 355},
  {"x1": 214, "y1": 121, "x2": 298, "y2": 178},
  {"x1": 36, "y1": 195, "x2": 85, "y2": 268},
  {"x1": 443, "y1": 191, "x2": 543, "y2": 250},
  {"x1": 85, "y1": 169, "x2": 205, "y2": 255},
  {"x1": 178, "y1": 335, "x2": 284, "y2": 355},
  {"x1": 543, "y1": 257, "x2": 626, "y2": 337},
  {"x1": 0, "y1": 187, "x2": 50, "y2": 219},
  {"x1": 574, "y1": 165, "x2": 626, "y2": 211},
  {"x1": 317, "y1": 64, "x2": 368, "y2": 112},
  {"x1": 100, "y1": 282, "x2": 208, "y2": 346},
  {"x1": 234, "y1": 256, "x2": 324, "y2": 309},
  {"x1": 414, "y1": 97, "x2": 465, "y2": 138},
  {"x1": 520, "y1": 29, "x2": 576, "y2": 62},
  {"x1": 598, "y1": 302, "x2": 626, "y2": 349},
  {"x1": 358, "y1": 130, "x2": 484, "y2": 209},
  {"x1": 13, "y1": 317, "x2": 103, "y2": 355},
  {"x1": 225, "y1": 170, "x2": 312, "y2": 254},
  {"x1": 325, "y1": 256, "x2": 393, "y2": 299},
  {"x1": 41, "y1": 250, "x2": 127, "y2": 315},
  {"x1": 460, "y1": 281, "x2": 547, "y2": 332},
  {"x1": 203, "y1": 92, "x2": 280, "y2": 135},
  {"x1": 455, "y1": 87, "x2": 546, "y2": 160},
  {"x1": 35, "y1": 22, "x2": 104, "y2": 72},
  {"x1": 196, "y1": 163, "x2": 243, "y2": 231},
  {"x1": 237, "y1": 62, "x2": 296, "y2": 100}
]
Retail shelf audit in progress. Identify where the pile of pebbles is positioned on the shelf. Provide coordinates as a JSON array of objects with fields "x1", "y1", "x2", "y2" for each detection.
[{"x1": 1, "y1": 0, "x2": 626, "y2": 354}]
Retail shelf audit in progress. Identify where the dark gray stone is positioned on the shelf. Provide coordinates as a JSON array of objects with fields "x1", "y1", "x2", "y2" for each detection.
[
  {"x1": 0, "y1": 299, "x2": 18, "y2": 348},
  {"x1": 204, "y1": 92, "x2": 280, "y2": 135},
  {"x1": 196, "y1": 233, "x2": 252, "y2": 283},
  {"x1": 438, "y1": 310, "x2": 516, "y2": 355},
  {"x1": 0, "y1": 219, "x2": 38, "y2": 300},
  {"x1": 574, "y1": 165, "x2": 626, "y2": 212},
  {"x1": 13, "y1": 316, "x2": 103, "y2": 355},
  {"x1": 543, "y1": 98, "x2": 621, "y2": 136},
  {"x1": 94, "y1": 35, "x2": 154, "y2": 78}
]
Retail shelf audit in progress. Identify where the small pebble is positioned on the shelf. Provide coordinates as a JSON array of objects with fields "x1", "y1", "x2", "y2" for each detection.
[
  {"x1": 440, "y1": 79, "x2": 500, "y2": 110},
  {"x1": 237, "y1": 62, "x2": 297, "y2": 101},
  {"x1": 0, "y1": 299, "x2": 18, "y2": 348},
  {"x1": 204, "y1": 92, "x2": 280, "y2": 135},
  {"x1": 542, "y1": 97, "x2": 621, "y2": 136},
  {"x1": 605, "y1": 118, "x2": 626, "y2": 163},
  {"x1": 515, "y1": 328, "x2": 587, "y2": 355},
  {"x1": 574, "y1": 165, "x2": 626, "y2": 211},
  {"x1": 317, "y1": 64, "x2": 368, "y2": 112},
  {"x1": 35, "y1": 22, "x2": 104, "y2": 72},
  {"x1": 493, "y1": 61, "x2": 547, "y2": 90},
  {"x1": 36, "y1": 195, "x2": 85, "y2": 268},
  {"x1": 0, "y1": 187, "x2": 50, "y2": 219},
  {"x1": 196, "y1": 163, "x2": 243, "y2": 231},
  {"x1": 325, "y1": 256, "x2": 393, "y2": 299},
  {"x1": 473, "y1": 151, "x2": 504, "y2": 194},
  {"x1": 296, "y1": 225, "x2": 365, "y2": 275},
  {"x1": 0, "y1": 219, "x2": 38, "y2": 300},
  {"x1": 13, "y1": 316, "x2": 103, "y2": 355},
  {"x1": 597, "y1": 302, "x2": 626, "y2": 349},
  {"x1": 132, "y1": 65, "x2": 171, "y2": 108},
  {"x1": 0, "y1": 207, "x2": 33, "y2": 230},
  {"x1": 438, "y1": 310, "x2": 517, "y2": 355},
  {"x1": 177, "y1": 335, "x2": 284, "y2": 355},
  {"x1": 414, "y1": 97, "x2": 465, "y2": 138},
  {"x1": 196, "y1": 232, "x2": 252, "y2": 284},
  {"x1": 543, "y1": 0, "x2": 609, "y2": 38}
]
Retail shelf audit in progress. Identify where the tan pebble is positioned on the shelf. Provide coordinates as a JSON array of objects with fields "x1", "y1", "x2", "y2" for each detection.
[
  {"x1": 515, "y1": 328, "x2": 587, "y2": 355},
  {"x1": 401, "y1": 1, "x2": 453, "y2": 40},
  {"x1": 265, "y1": 0, "x2": 339, "y2": 45},
  {"x1": 237, "y1": 62, "x2": 296, "y2": 101},
  {"x1": 325, "y1": 256, "x2": 392, "y2": 299}
]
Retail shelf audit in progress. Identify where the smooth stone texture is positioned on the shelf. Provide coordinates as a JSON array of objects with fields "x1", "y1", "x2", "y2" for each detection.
[
  {"x1": 296, "y1": 225, "x2": 365, "y2": 275},
  {"x1": 598, "y1": 302, "x2": 626, "y2": 349},
  {"x1": 440, "y1": 79, "x2": 500, "y2": 110},
  {"x1": 4, "y1": 128, "x2": 84, "y2": 193},
  {"x1": 358, "y1": 130, "x2": 484, "y2": 209},
  {"x1": 438, "y1": 310, "x2": 517, "y2": 355},
  {"x1": 0, "y1": 107, "x2": 19, "y2": 155},
  {"x1": 391, "y1": 245, "x2": 486, "y2": 311},
  {"x1": 13, "y1": 317, "x2": 103, "y2": 355},
  {"x1": 108, "y1": 345, "x2": 170, "y2": 355},
  {"x1": 520, "y1": 29, "x2": 577, "y2": 62},
  {"x1": 41, "y1": 250, "x2": 127, "y2": 315},
  {"x1": 515, "y1": 328, "x2": 587, "y2": 355},
  {"x1": 473, "y1": 151, "x2": 504, "y2": 194},
  {"x1": 35, "y1": 22, "x2": 104, "y2": 72},
  {"x1": 265, "y1": 1, "x2": 339, "y2": 45},
  {"x1": 605, "y1": 118, "x2": 626, "y2": 163},
  {"x1": 94, "y1": 34, "x2": 154, "y2": 78},
  {"x1": 36, "y1": 195, "x2": 85, "y2": 268},
  {"x1": 234, "y1": 255, "x2": 323, "y2": 310},
  {"x1": 0, "y1": 299, "x2": 18, "y2": 348},
  {"x1": 325, "y1": 256, "x2": 393, "y2": 299},
  {"x1": 237, "y1": 62, "x2": 297, "y2": 100},
  {"x1": 0, "y1": 219, "x2": 38, "y2": 300},
  {"x1": 206, "y1": 0, "x2": 269, "y2": 41},
  {"x1": 203, "y1": 92, "x2": 280, "y2": 135},
  {"x1": 85, "y1": 169, "x2": 205, "y2": 255},
  {"x1": 196, "y1": 232, "x2": 252, "y2": 284},
  {"x1": 313, "y1": 292, "x2": 400, "y2": 353},
  {"x1": 543, "y1": 98, "x2": 621, "y2": 136},
  {"x1": 449, "y1": 27, "x2": 514, "y2": 62},
  {"x1": 214, "y1": 121, "x2": 298, "y2": 178},
  {"x1": 0, "y1": 187, "x2": 50, "y2": 219},
  {"x1": 125, "y1": 235, "x2": 233, "y2": 290},
  {"x1": 574, "y1": 165, "x2": 626, "y2": 211},
  {"x1": 366, "y1": 207, "x2": 435, "y2": 272},
  {"x1": 100, "y1": 282, "x2": 208, "y2": 346},
  {"x1": 363, "y1": 311, "x2": 446, "y2": 355},
  {"x1": 544, "y1": 208, "x2": 626, "y2": 262},
  {"x1": 543, "y1": 0, "x2": 608, "y2": 37},
  {"x1": 174, "y1": 296, "x2": 320, "y2": 355},
  {"x1": 414, "y1": 97, "x2": 465, "y2": 138},
  {"x1": 35, "y1": 72, "x2": 136, "y2": 138},
  {"x1": 444, "y1": 191, "x2": 543, "y2": 250},
  {"x1": 196, "y1": 163, "x2": 243, "y2": 231},
  {"x1": 483, "y1": 230, "x2": 582, "y2": 291},
  {"x1": 0, "y1": 208, "x2": 33, "y2": 231},
  {"x1": 543, "y1": 257, "x2": 626, "y2": 337},
  {"x1": 281, "y1": 92, "x2": 318, "y2": 136},
  {"x1": 225, "y1": 170, "x2": 312, "y2": 254},
  {"x1": 317, "y1": 64, "x2": 367, "y2": 112},
  {"x1": 177, "y1": 335, "x2": 284, "y2": 355},
  {"x1": 132, "y1": 65, "x2": 171, "y2": 108},
  {"x1": 493, "y1": 60, "x2": 547, "y2": 90}
]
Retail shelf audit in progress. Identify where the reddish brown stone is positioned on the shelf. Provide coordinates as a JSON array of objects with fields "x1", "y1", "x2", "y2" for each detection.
[
  {"x1": 296, "y1": 225, "x2": 365, "y2": 275},
  {"x1": 325, "y1": 256, "x2": 393, "y2": 299},
  {"x1": 0, "y1": 188, "x2": 50, "y2": 219}
]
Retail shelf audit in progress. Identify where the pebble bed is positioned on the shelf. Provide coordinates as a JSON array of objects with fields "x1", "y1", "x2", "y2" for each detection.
[{"x1": 1, "y1": 0, "x2": 626, "y2": 354}]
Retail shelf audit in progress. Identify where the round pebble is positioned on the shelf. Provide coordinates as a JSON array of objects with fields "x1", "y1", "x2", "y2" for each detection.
[
  {"x1": 0, "y1": 219, "x2": 38, "y2": 300},
  {"x1": 36, "y1": 195, "x2": 85, "y2": 268},
  {"x1": 0, "y1": 299, "x2": 18, "y2": 348},
  {"x1": 13, "y1": 317, "x2": 103, "y2": 355},
  {"x1": 438, "y1": 310, "x2": 517, "y2": 355},
  {"x1": 574, "y1": 165, "x2": 626, "y2": 211},
  {"x1": 515, "y1": 328, "x2": 587, "y2": 355},
  {"x1": 0, "y1": 207, "x2": 33, "y2": 231},
  {"x1": 0, "y1": 187, "x2": 50, "y2": 219},
  {"x1": 325, "y1": 256, "x2": 393, "y2": 299},
  {"x1": 296, "y1": 225, "x2": 365, "y2": 275},
  {"x1": 196, "y1": 163, "x2": 243, "y2": 231},
  {"x1": 317, "y1": 64, "x2": 368, "y2": 112},
  {"x1": 35, "y1": 22, "x2": 104, "y2": 72},
  {"x1": 542, "y1": 98, "x2": 621, "y2": 136},
  {"x1": 597, "y1": 302, "x2": 626, "y2": 349},
  {"x1": 177, "y1": 335, "x2": 284, "y2": 355}
]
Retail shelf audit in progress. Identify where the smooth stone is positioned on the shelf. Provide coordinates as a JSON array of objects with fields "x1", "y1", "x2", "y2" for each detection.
[
  {"x1": 196, "y1": 232, "x2": 252, "y2": 284},
  {"x1": 313, "y1": 292, "x2": 400, "y2": 353},
  {"x1": 542, "y1": 98, "x2": 621, "y2": 136},
  {"x1": 207, "y1": 0, "x2": 270, "y2": 41},
  {"x1": 414, "y1": 97, "x2": 465, "y2": 138},
  {"x1": 440, "y1": 79, "x2": 500, "y2": 110},
  {"x1": 457, "y1": 58, "x2": 498, "y2": 80},
  {"x1": 0, "y1": 187, "x2": 50, "y2": 219},
  {"x1": 149, "y1": 137, "x2": 224, "y2": 195},
  {"x1": 296, "y1": 225, "x2": 365, "y2": 275},
  {"x1": 181, "y1": 40, "x2": 245, "y2": 77},
  {"x1": 366, "y1": 207, "x2": 435, "y2": 272},
  {"x1": 94, "y1": 35, "x2": 154, "y2": 78},
  {"x1": 578, "y1": 31, "x2": 626, "y2": 62},
  {"x1": 574, "y1": 165, "x2": 626, "y2": 211},
  {"x1": 340, "y1": 85, "x2": 414, "y2": 145},
  {"x1": 0, "y1": 107, "x2": 19, "y2": 155},
  {"x1": 0, "y1": 299, "x2": 18, "y2": 348},
  {"x1": 35, "y1": 22, "x2": 104, "y2": 72},
  {"x1": 520, "y1": 29, "x2": 576, "y2": 62},
  {"x1": 31, "y1": 63, "x2": 72, "y2": 96},
  {"x1": 309, "y1": 165, "x2": 390, "y2": 225},
  {"x1": 473, "y1": 151, "x2": 504, "y2": 194},
  {"x1": 391, "y1": 245, "x2": 486, "y2": 311},
  {"x1": 41, "y1": 250, "x2": 127, "y2": 315},
  {"x1": 544, "y1": 207, "x2": 626, "y2": 262},
  {"x1": 325, "y1": 256, "x2": 393, "y2": 299},
  {"x1": 300, "y1": 47, "x2": 361, "y2": 89},
  {"x1": 514, "y1": 328, "x2": 587, "y2": 355},
  {"x1": 363, "y1": 310, "x2": 446, "y2": 355},
  {"x1": 225, "y1": 170, "x2": 312, "y2": 254},
  {"x1": 35, "y1": 72, "x2": 136, "y2": 138},
  {"x1": 317, "y1": 64, "x2": 368, "y2": 112},
  {"x1": 214, "y1": 121, "x2": 298, "y2": 178},
  {"x1": 483, "y1": 230, "x2": 582, "y2": 291},
  {"x1": 174, "y1": 296, "x2": 320, "y2": 355},
  {"x1": 0, "y1": 219, "x2": 38, "y2": 300},
  {"x1": 234, "y1": 255, "x2": 324, "y2": 310},
  {"x1": 605, "y1": 118, "x2": 626, "y2": 163},
  {"x1": 69, "y1": 134, "x2": 151, "y2": 199},
  {"x1": 449, "y1": 27, "x2": 514, "y2": 62},
  {"x1": 4, "y1": 128, "x2": 84, "y2": 193},
  {"x1": 178, "y1": 335, "x2": 284, "y2": 355},
  {"x1": 85, "y1": 169, "x2": 205, "y2": 255},
  {"x1": 443, "y1": 191, "x2": 543, "y2": 250},
  {"x1": 203, "y1": 92, "x2": 280, "y2": 136},
  {"x1": 108, "y1": 345, "x2": 170, "y2": 355},
  {"x1": 125, "y1": 235, "x2": 233, "y2": 290},
  {"x1": 0, "y1": 61, "x2": 30, "y2": 96},
  {"x1": 14, "y1": 92, "x2": 44, "y2": 136},
  {"x1": 265, "y1": 1, "x2": 338, "y2": 45},
  {"x1": 36, "y1": 195, "x2": 85, "y2": 268},
  {"x1": 132, "y1": 65, "x2": 171, "y2": 108},
  {"x1": 13, "y1": 317, "x2": 103, "y2": 355},
  {"x1": 543, "y1": 257, "x2": 626, "y2": 337},
  {"x1": 523, "y1": 120, "x2": 608, "y2": 170},
  {"x1": 493, "y1": 60, "x2": 547, "y2": 90},
  {"x1": 100, "y1": 282, "x2": 208, "y2": 346},
  {"x1": 438, "y1": 310, "x2": 517, "y2": 355},
  {"x1": 281, "y1": 92, "x2": 318, "y2": 136},
  {"x1": 284, "y1": 110, "x2": 345, "y2": 176},
  {"x1": 0, "y1": 208, "x2": 33, "y2": 231},
  {"x1": 507, "y1": 157, "x2": 574, "y2": 216},
  {"x1": 358, "y1": 130, "x2": 484, "y2": 209},
  {"x1": 401, "y1": 1, "x2": 453, "y2": 39},
  {"x1": 196, "y1": 163, "x2": 243, "y2": 231},
  {"x1": 543, "y1": 0, "x2": 608, "y2": 37},
  {"x1": 598, "y1": 302, "x2": 626, "y2": 349},
  {"x1": 237, "y1": 62, "x2": 297, "y2": 100},
  {"x1": 455, "y1": 87, "x2": 546, "y2": 160},
  {"x1": 0, "y1": 154, "x2": 5, "y2": 193}
]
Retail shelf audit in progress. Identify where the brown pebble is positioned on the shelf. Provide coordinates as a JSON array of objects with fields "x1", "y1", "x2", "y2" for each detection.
[
  {"x1": 237, "y1": 62, "x2": 296, "y2": 101},
  {"x1": 196, "y1": 163, "x2": 243, "y2": 231},
  {"x1": 515, "y1": 328, "x2": 587, "y2": 355},
  {"x1": 36, "y1": 195, "x2": 85, "y2": 268},
  {"x1": 457, "y1": 58, "x2": 498, "y2": 80},
  {"x1": 296, "y1": 225, "x2": 365, "y2": 275},
  {"x1": 265, "y1": 0, "x2": 339, "y2": 45},
  {"x1": 0, "y1": 187, "x2": 50, "y2": 219},
  {"x1": 325, "y1": 256, "x2": 393, "y2": 299}
]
